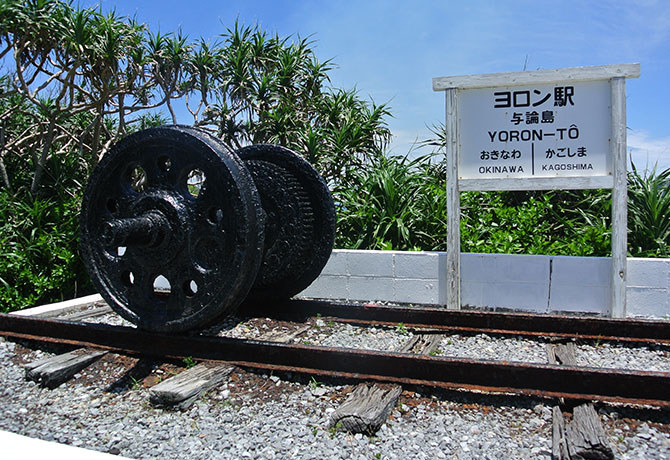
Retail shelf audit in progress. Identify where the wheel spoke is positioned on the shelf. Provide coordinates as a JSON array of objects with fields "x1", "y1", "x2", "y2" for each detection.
[{"x1": 80, "y1": 126, "x2": 264, "y2": 332}]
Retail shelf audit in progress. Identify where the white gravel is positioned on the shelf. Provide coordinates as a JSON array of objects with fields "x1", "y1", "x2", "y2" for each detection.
[
  {"x1": 1, "y1": 310, "x2": 669, "y2": 459},
  {"x1": 576, "y1": 342, "x2": 669, "y2": 372},
  {"x1": 0, "y1": 337, "x2": 555, "y2": 460},
  {"x1": 301, "y1": 322, "x2": 413, "y2": 351},
  {"x1": 434, "y1": 333, "x2": 670, "y2": 372}
]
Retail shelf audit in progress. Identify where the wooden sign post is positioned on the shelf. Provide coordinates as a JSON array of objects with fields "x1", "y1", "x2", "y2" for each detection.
[{"x1": 432, "y1": 64, "x2": 640, "y2": 317}]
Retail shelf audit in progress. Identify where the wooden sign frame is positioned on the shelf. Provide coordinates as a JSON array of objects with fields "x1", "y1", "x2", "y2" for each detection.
[{"x1": 432, "y1": 64, "x2": 640, "y2": 317}]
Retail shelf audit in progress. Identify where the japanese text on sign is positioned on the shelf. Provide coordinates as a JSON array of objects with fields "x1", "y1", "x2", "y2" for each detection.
[{"x1": 458, "y1": 81, "x2": 611, "y2": 180}]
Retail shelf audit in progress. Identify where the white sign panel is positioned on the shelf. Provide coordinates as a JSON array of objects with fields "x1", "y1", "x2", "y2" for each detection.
[{"x1": 458, "y1": 80, "x2": 611, "y2": 180}]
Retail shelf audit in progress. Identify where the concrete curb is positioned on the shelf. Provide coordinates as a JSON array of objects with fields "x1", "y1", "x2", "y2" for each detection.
[{"x1": 11, "y1": 294, "x2": 103, "y2": 318}]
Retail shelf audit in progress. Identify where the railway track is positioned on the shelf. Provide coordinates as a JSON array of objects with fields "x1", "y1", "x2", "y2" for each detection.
[
  {"x1": 1, "y1": 300, "x2": 669, "y2": 407},
  {"x1": 245, "y1": 299, "x2": 670, "y2": 345}
]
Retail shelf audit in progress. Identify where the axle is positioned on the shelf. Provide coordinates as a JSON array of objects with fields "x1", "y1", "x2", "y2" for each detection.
[{"x1": 101, "y1": 211, "x2": 170, "y2": 248}]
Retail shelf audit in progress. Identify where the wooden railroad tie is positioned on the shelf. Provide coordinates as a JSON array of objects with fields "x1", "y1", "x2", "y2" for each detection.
[
  {"x1": 24, "y1": 348, "x2": 107, "y2": 389},
  {"x1": 329, "y1": 334, "x2": 444, "y2": 435},
  {"x1": 149, "y1": 324, "x2": 310, "y2": 409},
  {"x1": 547, "y1": 343, "x2": 614, "y2": 460},
  {"x1": 58, "y1": 304, "x2": 113, "y2": 322},
  {"x1": 149, "y1": 363, "x2": 235, "y2": 410}
]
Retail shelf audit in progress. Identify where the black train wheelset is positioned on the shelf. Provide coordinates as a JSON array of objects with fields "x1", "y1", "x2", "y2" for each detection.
[
  {"x1": 80, "y1": 126, "x2": 335, "y2": 332},
  {"x1": 80, "y1": 126, "x2": 265, "y2": 333}
]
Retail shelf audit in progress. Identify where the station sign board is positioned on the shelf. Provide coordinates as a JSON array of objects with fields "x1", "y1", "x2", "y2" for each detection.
[
  {"x1": 458, "y1": 81, "x2": 611, "y2": 180},
  {"x1": 432, "y1": 63, "x2": 640, "y2": 316}
]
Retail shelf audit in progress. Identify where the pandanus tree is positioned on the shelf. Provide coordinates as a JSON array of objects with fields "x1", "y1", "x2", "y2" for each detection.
[
  {"x1": 0, "y1": 0, "x2": 173, "y2": 196},
  {"x1": 147, "y1": 28, "x2": 191, "y2": 125},
  {"x1": 181, "y1": 21, "x2": 392, "y2": 185},
  {"x1": 0, "y1": 3, "x2": 392, "y2": 194}
]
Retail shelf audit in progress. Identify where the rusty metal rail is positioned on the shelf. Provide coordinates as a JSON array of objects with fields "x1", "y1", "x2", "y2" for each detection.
[
  {"x1": 1, "y1": 313, "x2": 669, "y2": 407},
  {"x1": 245, "y1": 299, "x2": 670, "y2": 344}
]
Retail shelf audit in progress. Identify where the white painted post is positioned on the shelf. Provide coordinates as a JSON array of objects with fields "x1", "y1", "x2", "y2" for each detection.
[
  {"x1": 445, "y1": 88, "x2": 460, "y2": 309},
  {"x1": 433, "y1": 64, "x2": 639, "y2": 314},
  {"x1": 610, "y1": 77, "x2": 627, "y2": 318}
]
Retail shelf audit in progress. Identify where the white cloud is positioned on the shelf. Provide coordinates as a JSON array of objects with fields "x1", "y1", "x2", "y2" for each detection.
[
  {"x1": 388, "y1": 127, "x2": 438, "y2": 157},
  {"x1": 627, "y1": 130, "x2": 670, "y2": 171}
]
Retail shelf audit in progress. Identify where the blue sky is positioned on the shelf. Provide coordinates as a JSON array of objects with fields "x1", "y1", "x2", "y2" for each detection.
[{"x1": 86, "y1": 0, "x2": 670, "y2": 170}]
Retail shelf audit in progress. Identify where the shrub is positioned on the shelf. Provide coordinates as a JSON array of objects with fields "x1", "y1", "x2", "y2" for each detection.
[
  {"x1": 334, "y1": 154, "x2": 445, "y2": 251},
  {"x1": 334, "y1": 154, "x2": 670, "y2": 259},
  {"x1": 628, "y1": 164, "x2": 670, "y2": 257},
  {"x1": 0, "y1": 191, "x2": 93, "y2": 312}
]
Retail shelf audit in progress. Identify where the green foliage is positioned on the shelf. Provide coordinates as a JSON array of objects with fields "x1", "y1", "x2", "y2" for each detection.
[
  {"x1": 460, "y1": 189, "x2": 612, "y2": 256},
  {"x1": 395, "y1": 322, "x2": 409, "y2": 335},
  {"x1": 429, "y1": 348, "x2": 442, "y2": 356},
  {"x1": 133, "y1": 112, "x2": 172, "y2": 132},
  {"x1": 308, "y1": 376, "x2": 322, "y2": 390},
  {"x1": 334, "y1": 149, "x2": 668, "y2": 258},
  {"x1": 627, "y1": 164, "x2": 670, "y2": 257},
  {"x1": 0, "y1": 0, "x2": 151, "y2": 194},
  {"x1": 129, "y1": 375, "x2": 142, "y2": 390},
  {"x1": 0, "y1": 2, "x2": 391, "y2": 189},
  {"x1": 182, "y1": 356, "x2": 197, "y2": 369},
  {"x1": 0, "y1": 190, "x2": 92, "y2": 312},
  {"x1": 335, "y1": 153, "x2": 445, "y2": 251},
  {"x1": 329, "y1": 421, "x2": 343, "y2": 438},
  {"x1": 188, "y1": 21, "x2": 392, "y2": 184},
  {"x1": 334, "y1": 152, "x2": 612, "y2": 255}
]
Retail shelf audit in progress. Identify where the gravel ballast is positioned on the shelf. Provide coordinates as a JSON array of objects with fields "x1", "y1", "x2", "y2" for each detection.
[{"x1": 0, "y1": 306, "x2": 669, "y2": 459}]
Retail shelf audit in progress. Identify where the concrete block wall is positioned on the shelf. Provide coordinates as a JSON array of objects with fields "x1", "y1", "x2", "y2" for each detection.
[
  {"x1": 298, "y1": 249, "x2": 670, "y2": 318},
  {"x1": 460, "y1": 254, "x2": 616, "y2": 314},
  {"x1": 461, "y1": 254, "x2": 551, "y2": 313},
  {"x1": 548, "y1": 256, "x2": 612, "y2": 313},
  {"x1": 626, "y1": 258, "x2": 670, "y2": 318},
  {"x1": 301, "y1": 249, "x2": 446, "y2": 305}
]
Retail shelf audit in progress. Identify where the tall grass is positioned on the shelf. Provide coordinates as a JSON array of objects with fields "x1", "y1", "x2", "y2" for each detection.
[
  {"x1": 334, "y1": 154, "x2": 445, "y2": 251},
  {"x1": 628, "y1": 164, "x2": 670, "y2": 257},
  {"x1": 334, "y1": 154, "x2": 669, "y2": 259}
]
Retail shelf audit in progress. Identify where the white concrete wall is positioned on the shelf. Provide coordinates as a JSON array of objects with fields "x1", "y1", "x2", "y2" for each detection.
[
  {"x1": 460, "y1": 254, "x2": 615, "y2": 314},
  {"x1": 298, "y1": 250, "x2": 670, "y2": 318},
  {"x1": 627, "y1": 258, "x2": 670, "y2": 318},
  {"x1": 303, "y1": 250, "x2": 446, "y2": 305}
]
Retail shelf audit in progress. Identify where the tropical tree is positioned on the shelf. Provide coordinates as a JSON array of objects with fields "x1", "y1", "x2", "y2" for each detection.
[
  {"x1": 146, "y1": 28, "x2": 192, "y2": 124},
  {"x1": 0, "y1": 2, "x2": 393, "y2": 194},
  {"x1": 0, "y1": 0, "x2": 173, "y2": 195},
  {"x1": 182, "y1": 21, "x2": 392, "y2": 184}
]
